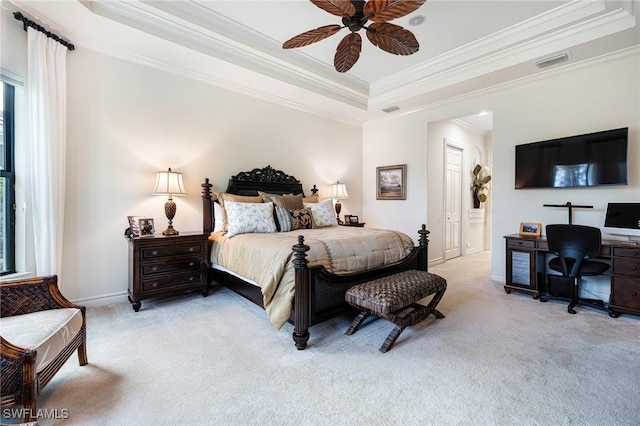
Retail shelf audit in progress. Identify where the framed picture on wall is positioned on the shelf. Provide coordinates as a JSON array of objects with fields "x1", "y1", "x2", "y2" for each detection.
[
  {"x1": 376, "y1": 164, "x2": 407, "y2": 200},
  {"x1": 519, "y1": 222, "x2": 542, "y2": 237}
]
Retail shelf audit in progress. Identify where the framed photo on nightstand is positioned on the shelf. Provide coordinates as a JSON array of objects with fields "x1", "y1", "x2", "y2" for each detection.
[{"x1": 138, "y1": 218, "x2": 155, "y2": 237}]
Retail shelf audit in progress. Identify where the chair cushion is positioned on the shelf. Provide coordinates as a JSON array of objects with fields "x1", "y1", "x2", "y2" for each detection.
[
  {"x1": 0, "y1": 308, "x2": 83, "y2": 372},
  {"x1": 345, "y1": 270, "x2": 447, "y2": 316},
  {"x1": 548, "y1": 257, "x2": 610, "y2": 276}
]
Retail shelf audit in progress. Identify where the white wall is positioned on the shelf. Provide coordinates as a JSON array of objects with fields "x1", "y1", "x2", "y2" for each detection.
[
  {"x1": 363, "y1": 49, "x2": 640, "y2": 289},
  {"x1": 5, "y1": 26, "x2": 363, "y2": 302}
]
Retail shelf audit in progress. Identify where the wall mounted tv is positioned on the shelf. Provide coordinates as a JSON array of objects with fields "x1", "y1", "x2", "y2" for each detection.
[{"x1": 515, "y1": 127, "x2": 628, "y2": 189}]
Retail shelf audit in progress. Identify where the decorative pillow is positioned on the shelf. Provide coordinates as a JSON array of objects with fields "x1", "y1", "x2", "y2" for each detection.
[
  {"x1": 303, "y1": 195, "x2": 319, "y2": 203},
  {"x1": 258, "y1": 192, "x2": 304, "y2": 210},
  {"x1": 215, "y1": 192, "x2": 263, "y2": 232},
  {"x1": 213, "y1": 202, "x2": 223, "y2": 233},
  {"x1": 304, "y1": 199, "x2": 338, "y2": 228},
  {"x1": 290, "y1": 208, "x2": 313, "y2": 230},
  {"x1": 275, "y1": 206, "x2": 293, "y2": 232},
  {"x1": 224, "y1": 201, "x2": 276, "y2": 238}
]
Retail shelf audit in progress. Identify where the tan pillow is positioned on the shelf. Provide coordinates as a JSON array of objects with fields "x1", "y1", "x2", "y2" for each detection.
[
  {"x1": 303, "y1": 195, "x2": 319, "y2": 203},
  {"x1": 258, "y1": 191, "x2": 304, "y2": 210},
  {"x1": 215, "y1": 192, "x2": 263, "y2": 231}
]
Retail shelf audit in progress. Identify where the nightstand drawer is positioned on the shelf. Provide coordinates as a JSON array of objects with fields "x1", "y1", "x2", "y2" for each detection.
[
  {"x1": 141, "y1": 257, "x2": 202, "y2": 276},
  {"x1": 611, "y1": 276, "x2": 640, "y2": 310},
  {"x1": 141, "y1": 243, "x2": 203, "y2": 260},
  {"x1": 142, "y1": 271, "x2": 204, "y2": 292},
  {"x1": 613, "y1": 258, "x2": 640, "y2": 277}
]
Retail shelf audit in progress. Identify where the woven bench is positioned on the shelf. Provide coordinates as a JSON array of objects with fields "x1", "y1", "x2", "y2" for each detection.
[{"x1": 345, "y1": 270, "x2": 447, "y2": 353}]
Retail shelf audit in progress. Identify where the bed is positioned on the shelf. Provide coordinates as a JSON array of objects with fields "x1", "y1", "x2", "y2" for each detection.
[{"x1": 202, "y1": 166, "x2": 430, "y2": 350}]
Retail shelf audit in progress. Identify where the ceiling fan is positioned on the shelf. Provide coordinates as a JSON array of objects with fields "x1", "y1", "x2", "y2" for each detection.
[{"x1": 283, "y1": 0, "x2": 426, "y2": 73}]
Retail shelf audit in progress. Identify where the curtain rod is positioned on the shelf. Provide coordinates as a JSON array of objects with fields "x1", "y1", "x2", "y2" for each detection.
[{"x1": 13, "y1": 11, "x2": 75, "y2": 51}]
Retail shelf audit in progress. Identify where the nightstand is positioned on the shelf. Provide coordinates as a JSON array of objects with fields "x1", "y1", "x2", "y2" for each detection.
[
  {"x1": 127, "y1": 232, "x2": 209, "y2": 311},
  {"x1": 341, "y1": 223, "x2": 365, "y2": 227}
]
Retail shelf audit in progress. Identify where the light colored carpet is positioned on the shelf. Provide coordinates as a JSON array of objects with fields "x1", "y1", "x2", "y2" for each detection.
[{"x1": 9, "y1": 251, "x2": 640, "y2": 425}]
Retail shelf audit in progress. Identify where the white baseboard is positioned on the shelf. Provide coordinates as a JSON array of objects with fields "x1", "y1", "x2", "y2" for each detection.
[{"x1": 72, "y1": 291, "x2": 129, "y2": 308}]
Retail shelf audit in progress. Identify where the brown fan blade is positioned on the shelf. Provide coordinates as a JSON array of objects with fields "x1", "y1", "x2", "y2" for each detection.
[
  {"x1": 366, "y1": 22, "x2": 419, "y2": 55},
  {"x1": 310, "y1": 0, "x2": 356, "y2": 18},
  {"x1": 364, "y1": 0, "x2": 427, "y2": 22},
  {"x1": 334, "y1": 32, "x2": 362, "y2": 72},
  {"x1": 283, "y1": 25, "x2": 342, "y2": 49}
]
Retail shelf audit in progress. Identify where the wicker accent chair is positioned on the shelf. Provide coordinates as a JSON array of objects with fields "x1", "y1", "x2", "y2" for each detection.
[{"x1": 1, "y1": 275, "x2": 88, "y2": 422}]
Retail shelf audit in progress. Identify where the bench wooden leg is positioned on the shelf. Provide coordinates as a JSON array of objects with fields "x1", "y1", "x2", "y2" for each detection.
[
  {"x1": 345, "y1": 311, "x2": 368, "y2": 336},
  {"x1": 380, "y1": 324, "x2": 405, "y2": 353}
]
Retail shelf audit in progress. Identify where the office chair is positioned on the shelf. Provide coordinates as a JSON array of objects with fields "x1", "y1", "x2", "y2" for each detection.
[{"x1": 541, "y1": 224, "x2": 610, "y2": 314}]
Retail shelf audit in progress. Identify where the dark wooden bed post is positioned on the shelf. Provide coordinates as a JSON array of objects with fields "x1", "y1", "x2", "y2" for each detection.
[
  {"x1": 292, "y1": 235, "x2": 311, "y2": 350},
  {"x1": 202, "y1": 178, "x2": 213, "y2": 234},
  {"x1": 418, "y1": 224, "x2": 430, "y2": 272}
]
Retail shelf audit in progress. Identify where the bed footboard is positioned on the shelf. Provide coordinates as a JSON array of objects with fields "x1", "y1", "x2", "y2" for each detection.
[{"x1": 291, "y1": 225, "x2": 430, "y2": 350}]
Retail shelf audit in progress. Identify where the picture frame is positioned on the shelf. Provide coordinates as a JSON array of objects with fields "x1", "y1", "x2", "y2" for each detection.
[
  {"x1": 344, "y1": 214, "x2": 354, "y2": 224},
  {"x1": 519, "y1": 222, "x2": 542, "y2": 237},
  {"x1": 138, "y1": 218, "x2": 155, "y2": 237},
  {"x1": 376, "y1": 164, "x2": 407, "y2": 200},
  {"x1": 127, "y1": 215, "x2": 143, "y2": 238},
  {"x1": 348, "y1": 215, "x2": 359, "y2": 224}
]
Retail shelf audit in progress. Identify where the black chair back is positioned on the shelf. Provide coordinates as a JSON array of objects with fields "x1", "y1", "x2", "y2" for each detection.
[{"x1": 546, "y1": 224, "x2": 603, "y2": 278}]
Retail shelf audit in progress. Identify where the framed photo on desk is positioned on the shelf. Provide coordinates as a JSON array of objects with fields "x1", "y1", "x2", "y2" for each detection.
[{"x1": 519, "y1": 222, "x2": 542, "y2": 237}]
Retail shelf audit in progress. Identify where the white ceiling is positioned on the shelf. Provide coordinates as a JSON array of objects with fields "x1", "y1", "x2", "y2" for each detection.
[{"x1": 9, "y1": 1, "x2": 640, "y2": 126}]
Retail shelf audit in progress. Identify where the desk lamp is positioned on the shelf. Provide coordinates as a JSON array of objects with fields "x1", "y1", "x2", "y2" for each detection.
[
  {"x1": 329, "y1": 181, "x2": 349, "y2": 225},
  {"x1": 153, "y1": 168, "x2": 187, "y2": 235}
]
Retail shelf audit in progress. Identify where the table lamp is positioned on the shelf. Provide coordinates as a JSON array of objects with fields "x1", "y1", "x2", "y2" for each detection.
[
  {"x1": 153, "y1": 167, "x2": 187, "y2": 235},
  {"x1": 329, "y1": 181, "x2": 349, "y2": 225}
]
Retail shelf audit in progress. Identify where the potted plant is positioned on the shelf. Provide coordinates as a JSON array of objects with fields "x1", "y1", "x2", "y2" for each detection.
[{"x1": 471, "y1": 164, "x2": 491, "y2": 208}]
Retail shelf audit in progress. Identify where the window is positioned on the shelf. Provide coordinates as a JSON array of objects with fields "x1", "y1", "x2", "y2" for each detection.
[{"x1": 1, "y1": 82, "x2": 16, "y2": 275}]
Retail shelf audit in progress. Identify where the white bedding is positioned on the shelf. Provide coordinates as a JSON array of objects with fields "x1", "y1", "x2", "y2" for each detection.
[{"x1": 209, "y1": 227, "x2": 415, "y2": 329}]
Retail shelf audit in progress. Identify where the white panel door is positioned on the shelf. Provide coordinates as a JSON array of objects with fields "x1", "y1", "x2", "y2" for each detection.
[{"x1": 445, "y1": 145, "x2": 462, "y2": 260}]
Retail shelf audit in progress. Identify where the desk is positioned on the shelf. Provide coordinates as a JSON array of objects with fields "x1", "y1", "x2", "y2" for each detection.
[{"x1": 504, "y1": 234, "x2": 640, "y2": 317}]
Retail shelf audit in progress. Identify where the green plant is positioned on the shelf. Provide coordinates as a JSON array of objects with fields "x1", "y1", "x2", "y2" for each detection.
[{"x1": 471, "y1": 164, "x2": 492, "y2": 203}]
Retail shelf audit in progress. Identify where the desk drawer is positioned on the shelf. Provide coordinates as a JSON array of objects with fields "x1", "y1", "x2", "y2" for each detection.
[
  {"x1": 613, "y1": 258, "x2": 640, "y2": 277},
  {"x1": 611, "y1": 276, "x2": 640, "y2": 310},
  {"x1": 507, "y1": 238, "x2": 536, "y2": 249},
  {"x1": 613, "y1": 247, "x2": 640, "y2": 259}
]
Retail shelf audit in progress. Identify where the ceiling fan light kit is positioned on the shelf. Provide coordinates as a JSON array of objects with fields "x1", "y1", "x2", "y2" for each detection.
[{"x1": 283, "y1": 0, "x2": 427, "y2": 73}]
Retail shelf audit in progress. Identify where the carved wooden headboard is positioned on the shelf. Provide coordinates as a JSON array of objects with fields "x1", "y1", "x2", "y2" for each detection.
[{"x1": 201, "y1": 165, "x2": 318, "y2": 234}]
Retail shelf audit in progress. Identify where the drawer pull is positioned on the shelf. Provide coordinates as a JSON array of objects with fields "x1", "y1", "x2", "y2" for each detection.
[
  {"x1": 633, "y1": 266, "x2": 638, "y2": 271},
  {"x1": 151, "y1": 250, "x2": 158, "y2": 256},
  {"x1": 188, "y1": 262, "x2": 194, "y2": 267},
  {"x1": 632, "y1": 292, "x2": 638, "y2": 297},
  {"x1": 152, "y1": 282, "x2": 158, "y2": 288},
  {"x1": 189, "y1": 276, "x2": 194, "y2": 281},
  {"x1": 189, "y1": 247, "x2": 195, "y2": 252},
  {"x1": 151, "y1": 266, "x2": 158, "y2": 272},
  {"x1": 518, "y1": 242, "x2": 523, "y2": 246}
]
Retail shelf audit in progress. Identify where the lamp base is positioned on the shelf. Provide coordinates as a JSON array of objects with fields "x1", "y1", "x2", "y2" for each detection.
[
  {"x1": 162, "y1": 226, "x2": 179, "y2": 236},
  {"x1": 163, "y1": 199, "x2": 179, "y2": 236},
  {"x1": 335, "y1": 200, "x2": 343, "y2": 225}
]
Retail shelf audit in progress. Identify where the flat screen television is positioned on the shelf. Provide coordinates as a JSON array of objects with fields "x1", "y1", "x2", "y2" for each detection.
[
  {"x1": 515, "y1": 128, "x2": 628, "y2": 189},
  {"x1": 603, "y1": 202, "x2": 640, "y2": 242}
]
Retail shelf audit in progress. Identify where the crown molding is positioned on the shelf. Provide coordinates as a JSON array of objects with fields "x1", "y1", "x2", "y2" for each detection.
[
  {"x1": 368, "y1": 6, "x2": 637, "y2": 111},
  {"x1": 78, "y1": 0, "x2": 369, "y2": 110}
]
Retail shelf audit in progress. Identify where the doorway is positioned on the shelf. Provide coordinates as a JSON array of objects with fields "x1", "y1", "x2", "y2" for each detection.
[{"x1": 444, "y1": 143, "x2": 463, "y2": 260}]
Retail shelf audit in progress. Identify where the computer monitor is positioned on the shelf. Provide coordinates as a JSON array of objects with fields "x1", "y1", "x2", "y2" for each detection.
[{"x1": 603, "y1": 202, "x2": 640, "y2": 242}]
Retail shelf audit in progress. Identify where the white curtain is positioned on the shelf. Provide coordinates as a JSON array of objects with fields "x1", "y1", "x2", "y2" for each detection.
[{"x1": 26, "y1": 29, "x2": 68, "y2": 276}]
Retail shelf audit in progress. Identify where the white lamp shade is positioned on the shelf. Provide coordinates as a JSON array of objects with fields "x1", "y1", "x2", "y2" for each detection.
[
  {"x1": 329, "y1": 182, "x2": 349, "y2": 200},
  {"x1": 153, "y1": 168, "x2": 187, "y2": 196}
]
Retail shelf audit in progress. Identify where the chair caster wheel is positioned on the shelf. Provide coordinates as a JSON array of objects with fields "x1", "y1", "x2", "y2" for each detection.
[
  {"x1": 568, "y1": 308, "x2": 577, "y2": 314},
  {"x1": 609, "y1": 311, "x2": 619, "y2": 318},
  {"x1": 540, "y1": 297, "x2": 548, "y2": 303}
]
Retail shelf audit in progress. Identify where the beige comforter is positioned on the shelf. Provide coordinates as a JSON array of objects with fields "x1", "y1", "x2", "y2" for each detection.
[{"x1": 209, "y1": 227, "x2": 415, "y2": 329}]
